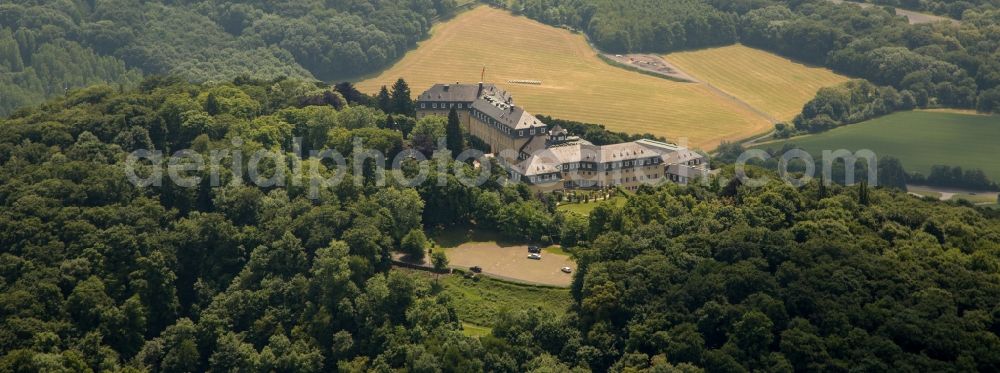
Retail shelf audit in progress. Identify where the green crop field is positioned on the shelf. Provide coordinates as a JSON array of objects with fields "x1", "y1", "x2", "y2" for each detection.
[
  {"x1": 664, "y1": 44, "x2": 851, "y2": 122},
  {"x1": 754, "y1": 111, "x2": 1000, "y2": 180},
  {"x1": 355, "y1": 6, "x2": 772, "y2": 150}
]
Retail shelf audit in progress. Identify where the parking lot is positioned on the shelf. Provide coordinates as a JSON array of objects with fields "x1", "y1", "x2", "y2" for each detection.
[{"x1": 445, "y1": 243, "x2": 575, "y2": 287}]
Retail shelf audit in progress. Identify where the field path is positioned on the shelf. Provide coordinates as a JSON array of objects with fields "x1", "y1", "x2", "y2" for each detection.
[{"x1": 701, "y1": 82, "x2": 780, "y2": 124}]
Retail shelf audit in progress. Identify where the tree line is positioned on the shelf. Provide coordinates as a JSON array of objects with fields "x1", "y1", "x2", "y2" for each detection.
[{"x1": 511, "y1": 0, "x2": 738, "y2": 53}]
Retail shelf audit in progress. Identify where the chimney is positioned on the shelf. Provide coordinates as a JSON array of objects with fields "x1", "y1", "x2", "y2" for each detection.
[{"x1": 478, "y1": 82, "x2": 484, "y2": 96}]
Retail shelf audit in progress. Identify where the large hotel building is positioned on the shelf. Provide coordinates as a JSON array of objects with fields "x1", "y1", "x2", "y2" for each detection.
[{"x1": 417, "y1": 82, "x2": 708, "y2": 191}]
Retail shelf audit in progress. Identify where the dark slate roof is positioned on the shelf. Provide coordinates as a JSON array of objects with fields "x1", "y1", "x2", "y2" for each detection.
[
  {"x1": 470, "y1": 97, "x2": 544, "y2": 130},
  {"x1": 417, "y1": 83, "x2": 511, "y2": 103}
]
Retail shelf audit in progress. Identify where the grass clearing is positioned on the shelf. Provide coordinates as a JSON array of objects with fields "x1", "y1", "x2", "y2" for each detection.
[
  {"x1": 441, "y1": 275, "x2": 573, "y2": 328},
  {"x1": 664, "y1": 44, "x2": 850, "y2": 122},
  {"x1": 543, "y1": 246, "x2": 570, "y2": 256},
  {"x1": 461, "y1": 322, "x2": 492, "y2": 338},
  {"x1": 754, "y1": 111, "x2": 1000, "y2": 180},
  {"x1": 354, "y1": 6, "x2": 772, "y2": 150},
  {"x1": 557, "y1": 196, "x2": 627, "y2": 216},
  {"x1": 430, "y1": 227, "x2": 509, "y2": 249}
]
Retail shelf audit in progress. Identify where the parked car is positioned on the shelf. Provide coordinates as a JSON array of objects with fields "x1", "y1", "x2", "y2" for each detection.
[
  {"x1": 528, "y1": 245, "x2": 541, "y2": 254},
  {"x1": 470, "y1": 266, "x2": 482, "y2": 273},
  {"x1": 527, "y1": 253, "x2": 542, "y2": 260},
  {"x1": 561, "y1": 267, "x2": 572, "y2": 274}
]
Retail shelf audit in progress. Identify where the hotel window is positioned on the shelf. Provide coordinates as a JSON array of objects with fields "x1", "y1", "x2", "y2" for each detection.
[
  {"x1": 458, "y1": 103, "x2": 463, "y2": 108},
  {"x1": 432, "y1": 103, "x2": 437, "y2": 109},
  {"x1": 420, "y1": 103, "x2": 426, "y2": 108},
  {"x1": 450, "y1": 103, "x2": 455, "y2": 108}
]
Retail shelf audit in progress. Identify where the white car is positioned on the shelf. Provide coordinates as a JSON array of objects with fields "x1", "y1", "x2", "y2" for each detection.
[
  {"x1": 561, "y1": 267, "x2": 572, "y2": 274},
  {"x1": 527, "y1": 253, "x2": 542, "y2": 260}
]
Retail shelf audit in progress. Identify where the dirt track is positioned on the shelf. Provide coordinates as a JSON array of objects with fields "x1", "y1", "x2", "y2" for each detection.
[{"x1": 445, "y1": 243, "x2": 575, "y2": 287}]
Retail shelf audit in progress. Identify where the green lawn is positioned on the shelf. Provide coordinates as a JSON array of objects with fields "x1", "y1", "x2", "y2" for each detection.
[
  {"x1": 754, "y1": 111, "x2": 1000, "y2": 180},
  {"x1": 440, "y1": 274, "x2": 573, "y2": 328},
  {"x1": 543, "y1": 245, "x2": 570, "y2": 256},
  {"x1": 460, "y1": 322, "x2": 492, "y2": 338},
  {"x1": 557, "y1": 196, "x2": 627, "y2": 216},
  {"x1": 431, "y1": 228, "x2": 496, "y2": 249}
]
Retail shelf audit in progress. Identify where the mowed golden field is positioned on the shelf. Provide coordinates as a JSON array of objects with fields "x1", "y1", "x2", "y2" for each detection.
[
  {"x1": 355, "y1": 6, "x2": 772, "y2": 150},
  {"x1": 665, "y1": 45, "x2": 851, "y2": 122}
]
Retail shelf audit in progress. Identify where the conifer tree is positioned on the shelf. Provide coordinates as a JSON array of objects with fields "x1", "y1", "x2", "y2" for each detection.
[
  {"x1": 446, "y1": 108, "x2": 464, "y2": 157},
  {"x1": 859, "y1": 180, "x2": 870, "y2": 206},
  {"x1": 819, "y1": 174, "x2": 828, "y2": 199},
  {"x1": 390, "y1": 78, "x2": 413, "y2": 116},
  {"x1": 385, "y1": 114, "x2": 397, "y2": 131},
  {"x1": 205, "y1": 93, "x2": 220, "y2": 116},
  {"x1": 377, "y1": 85, "x2": 391, "y2": 113}
]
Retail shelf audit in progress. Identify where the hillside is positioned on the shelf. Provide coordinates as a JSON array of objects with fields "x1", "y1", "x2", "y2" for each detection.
[
  {"x1": 356, "y1": 6, "x2": 773, "y2": 150},
  {"x1": 0, "y1": 0, "x2": 453, "y2": 116},
  {"x1": 2, "y1": 77, "x2": 1000, "y2": 371},
  {"x1": 665, "y1": 44, "x2": 851, "y2": 122},
  {"x1": 755, "y1": 110, "x2": 1000, "y2": 180}
]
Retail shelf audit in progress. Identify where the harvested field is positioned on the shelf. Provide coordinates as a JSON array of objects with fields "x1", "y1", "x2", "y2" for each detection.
[
  {"x1": 664, "y1": 44, "x2": 851, "y2": 122},
  {"x1": 355, "y1": 6, "x2": 773, "y2": 150}
]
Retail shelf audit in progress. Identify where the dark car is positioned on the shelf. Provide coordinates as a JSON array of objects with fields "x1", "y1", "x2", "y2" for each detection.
[
  {"x1": 528, "y1": 245, "x2": 541, "y2": 254},
  {"x1": 470, "y1": 266, "x2": 483, "y2": 273}
]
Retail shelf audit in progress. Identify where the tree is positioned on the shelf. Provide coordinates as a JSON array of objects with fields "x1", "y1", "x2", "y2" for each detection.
[
  {"x1": 431, "y1": 252, "x2": 449, "y2": 278},
  {"x1": 877, "y1": 157, "x2": 908, "y2": 191},
  {"x1": 859, "y1": 180, "x2": 870, "y2": 206},
  {"x1": 409, "y1": 116, "x2": 447, "y2": 156},
  {"x1": 377, "y1": 85, "x2": 392, "y2": 113},
  {"x1": 390, "y1": 78, "x2": 414, "y2": 116},
  {"x1": 205, "y1": 92, "x2": 220, "y2": 115},
  {"x1": 977, "y1": 87, "x2": 1000, "y2": 113},
  {"x1": 446, "y1": 108, "x2": 465, "y2": 157},
  {"x1": 400, "y1": 229, "x2": 428, "y2": 262}
]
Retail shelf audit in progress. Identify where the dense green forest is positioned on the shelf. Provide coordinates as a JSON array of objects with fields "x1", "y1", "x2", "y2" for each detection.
[
  {"x1": 2, "y1": 77, "x2": 1000, "y2": 371},
  {"x1": 510, "y1": 0, "x2": 1000, "y2": 117},
  {"x1": 511, "y1": 0, "x2": 739, "y2": 52},
  {"x1": 0, "y1": 0, "x2": 457, "y2": 116}
]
